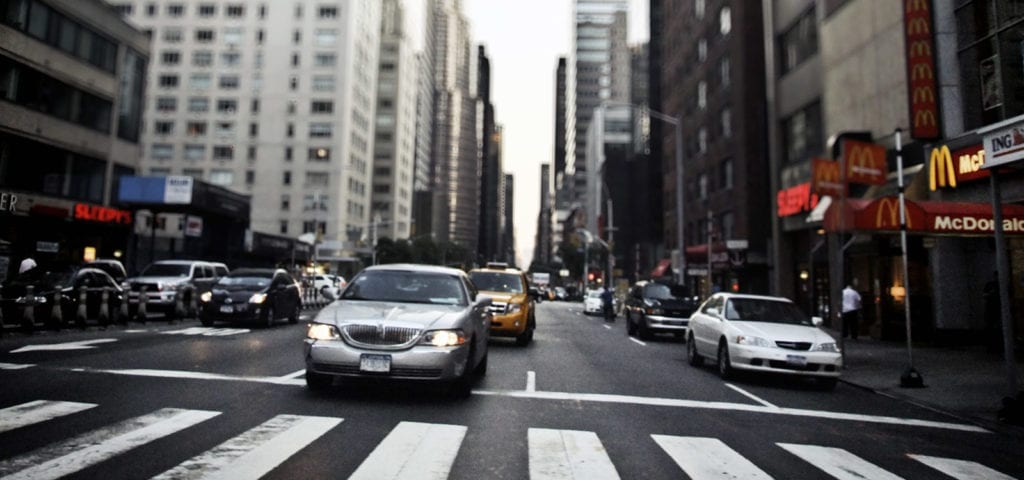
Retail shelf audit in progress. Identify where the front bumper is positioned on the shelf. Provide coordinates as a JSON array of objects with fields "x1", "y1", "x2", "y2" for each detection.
[
  {"x1": 642, "y1": 315, "x2": 689, "y2": 332},
  {"x1": 304, "y1": 339, "x2": 471, "y2": 381},
  {"x1": 727, "y1": 344, "x2": 842, "y2": 378},
  {"x1": 126, "y1": 290, "x2": 178, "y2": 310},
  {"x1": 489, "y1": 311, "x2": 528, "y2": 335},
  {"x1": 200, "y1": 303, "x2": 266, "y2": 322}
]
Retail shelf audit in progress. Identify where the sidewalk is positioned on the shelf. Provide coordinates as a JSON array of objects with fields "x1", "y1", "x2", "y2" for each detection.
[{"x1": 828, "y1": 328, "x2": 1024, "y2": 435}]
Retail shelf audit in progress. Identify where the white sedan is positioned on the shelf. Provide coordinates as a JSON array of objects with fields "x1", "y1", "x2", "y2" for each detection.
[
  {"x1": 686, "y1": 293, "x2": 841, "y2": 389},
  {"x1": 582, "y1": 289, "x2": 617, "y2": 315}
]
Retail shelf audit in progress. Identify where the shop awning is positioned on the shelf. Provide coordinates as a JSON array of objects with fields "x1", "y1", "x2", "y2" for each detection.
[
  {"x1": 650, "y1": 258, "x2": 672, "y2": 278},
  {"x1": 823, "y1": 196, "x2": 1024, "y2": 235}
]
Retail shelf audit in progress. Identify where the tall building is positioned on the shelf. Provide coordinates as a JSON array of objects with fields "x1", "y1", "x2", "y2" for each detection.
[
  {"x1": 554, "y1": 57, "x2": 570, "y2": 211},
  {"x1": 477, "y1": 45, "x2": 501, "y2": 262},
  {"x1": 411, "y1": 0, "x2": 436, "y2": 238},
  {"x1": 371, "y1": 0, "x2": 416, "y2": 240},
  {"x1": 655, "y1": 0, "x2": 770, "y2": 294},
  {"x1": 428, "y1": 0, "x2": 479, "y2": 251},
  {"x1": 532, "y1": 163, "x2": 553, "y2": 268},
  {"x1": 0, "y1": 0, "x2": 149, "y2": 277},
  {"x1": 113, "y1": 0, "x2": 382, "y2": 270},
  {"x1": 568, "y1": 0, "x2": 629, "y2": 216},
  {"x1": 502, "y1": 173, "x2": 515, "y2": 265}
]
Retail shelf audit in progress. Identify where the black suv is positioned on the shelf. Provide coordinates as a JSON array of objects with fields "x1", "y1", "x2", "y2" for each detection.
[{"x1": 624, "y1": 281, "x2": 698, "y2": 340}]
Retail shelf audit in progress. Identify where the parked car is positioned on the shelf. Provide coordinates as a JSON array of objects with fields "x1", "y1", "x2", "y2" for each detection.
[
  {"x1": 87, "y1": 259, "x2": 127, "y2": 284},
  {"x1": 582, "y1": 289, "x2": 616, "y2": 315},
  {"x1": 123, "y1": 260, "x2": 222, "y2": 317},
  {"x1": 686, "y1": 293, "x2": 842, "y2": 389},
  {"x1": 312, "y1": 274, "x2": 344, "y2": 296},
  {"x1": 468, "y1": 263, "x2": 537, "y2": 346},
  {"x1": 0, "y1": 266, "x2": 123, "y2": 327},
  {"x1": 554, "y1": 287, "x2": 568, "y2": 301},
  {"x1": 624, "y1": 281, "x2": 698, "y2": 339},
  {"x1": 199, "y1": 268, "x2": 300, "y2": 327},
  {"x1": 304, "y1": 264, "x2": 491, "y2": 397}
]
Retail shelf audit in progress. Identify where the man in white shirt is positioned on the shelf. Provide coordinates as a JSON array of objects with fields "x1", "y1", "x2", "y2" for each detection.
[{"x1": 842, "y1": 283, "x2": 862, "y2": 340}]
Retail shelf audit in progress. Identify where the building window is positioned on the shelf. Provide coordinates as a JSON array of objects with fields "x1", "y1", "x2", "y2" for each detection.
[
  {"x1": 319, "y1": 6, "x2": 338, "y2": 19},
  {"x1": 245, "y1": 169, "x2": 254, "y2": 185},
  {"x1": 151, "y1": 143, "x2": 174, "y2": 160},
  {"x1": 189, "y1": 97, "x2": 209, "y2": 112},
  {"x1": 309, "y1": 147, "x2": 331, "y2": 161},
  {"x1": 210, "y1": 169, "x2": 233, "y2": 186},
  {"x1": 184, "y1": 144, "x2": 205, "y2": 161},
  {"x1": 217, "y1": 99, "x2": 238, "y2": 113},
  {"x1": 221, "y1": 52, "x2": 241, "y2": 67},
  {"x1": 192, "y1": 51, "x2": 213, "y2": 67},
  {"x1": 213, "y1": 146, "x2": 234, "y2": 160},
  {"x1": 698, "y1": 38, "x2": 707, "y2": 63},
  {"x1": 315, "y1": 53, "x2": 336, "y2": 67},
  {"x1": 313, "y1": 76, "x2": 335, "y2": 91},
  {"x1": 780, "y1": 7, "x2": 818, "y2": 75},
  {"x1": 247, "y1": 146, "x2": 256, "y2": 160},
  {"x1": 187, "y1": 122, "x2": 207, "y2": 136},
  {"x1": 293, "y1": 29, "x2": 302, "y2": 44},
  {"x1": 215, "y1": 121, "x2": 234, "y2": 137},
  {"x1": 288, "y1": 101, "x2": 297, "y2": 115},
  {"x1": 198, "y1": 4, "x2": 215, "y2": 17},
  {"x1": 782, "y1": 101, "x2": 823, "y2": 164},
  {"x1": 250, "y1": 123, "x2": 259, "y2": 137},
  {"x1": 156, "y1": 97, "x2": 177, "y2": 112},
  {"x1": 311, "y1": 101, "x2": 334, "y2": 114},
  {"x1": 289, "y1": 76, "x2": 299, "y2": 91},
  {"x1": 281, "y1": 195, "x2": 291, "y2": 210},
  {"x1": 720, "y1": 58, "x2": 731, "y2": 87},
  {"x1": 146, "y1": 3, "x2": 157, "y2": 16},
  {"x1": 720, "y1": 7, "x2": 732, "y2": 35},
  {"x1": 279, "y1": 220, "x2": 288, "y2": 234},
  {"x1": 286, "y1": 123, "x2": 294, "y2": 138},
  {"x1": 167, "y1": 4, "x2": 184, "y2": 16},
  {"x1": 305, "y1": 172, "x2": 329, "y2": 187},
  {"x1": 251, "y1": 99, "x2": 260, "y2": 113},
  {"x1": 161, "y1": 51, "x2": 180, "y2": 65},
  {"x1": 158, "y1": 74, "x2": 179, "y2": 88},
  {"x1": 316, "y1": 29, "x2": 337, "y2": 46},
  {"x1": 182, "y1": 168, "x2": 203, "y2": 179},
  {"x1": 698, "y1": 127, "x2": 708, "y2": 154},
  {"x1": 695, "y1": 0, "x2": 705, "y2": 19},
  {"x1": 189, "y1": 73, "x2": 211, "y2": 89},
  {"x1": 697, "y1": 81, "x2": 707, "y2": 110},
  {"x1": 721, "y1": 108, "x2": 732, "y2": 138},
  {"x1": 698, "y1": 173, "x2": 708, "y2": 200},
  {"x1": 154, "y1": 121, "x2": 174, "y2": 135},
  {"x1": 283, "y1": 171, "x2": 292, "y2": 185},
  {"x1": 226, "y1": 4, "x2": 244, "y2": 17},
  {"x1": 219, "y1": 75, "x2": 240, "y2": 89},
  {"x1": 223, "y1": 28, "x2": 243, "y2": 45},
  {"x1": 292, "y1": 53, "x2": 300, "y2": 67},
  {"x1": 309, "y1": 123, "x2": 333, "y2": 138},
  {"x1": 163, "y1": 28, "x2": 183, "y2": 42},
  {"x1": 719, "y1": 158, "x2": 734, "y2": 190}
]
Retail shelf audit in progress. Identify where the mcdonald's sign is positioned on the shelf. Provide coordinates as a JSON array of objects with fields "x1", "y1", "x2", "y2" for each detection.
[
  {"x1": 929, "y1": 145, "x2": 956, "y2": 190},
  {"x1": 904, "y1": 0, "x2": 940, "y2": 139},
  {"x1": 811, "y1": 157, "x2": 845, "y2": 197},
  {"x1": 927, "y1": 143, "x2": 988, "y2": 190},
  {"x1": 874, "y1": 197, "x2": 909, "y2": 230},
  {"x1": 842, "y1": 140, "x2": 887, "y2": 185}
]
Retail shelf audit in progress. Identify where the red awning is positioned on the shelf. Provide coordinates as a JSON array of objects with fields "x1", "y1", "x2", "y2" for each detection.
[
  {"x1": 823, "y1": 196, "x2": 1024, "y2": 235},
  {"x1": 650, "y1": 258, "x2": 672, "y2": 278},
  {"x1": 684, "y1": 243, "x2": 728, "y2": 263}
]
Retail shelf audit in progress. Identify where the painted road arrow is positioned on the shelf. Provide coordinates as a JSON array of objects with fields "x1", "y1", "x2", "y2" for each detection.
[{"x1": 10, "y1": 339, "x2": 118, "y2": 353}]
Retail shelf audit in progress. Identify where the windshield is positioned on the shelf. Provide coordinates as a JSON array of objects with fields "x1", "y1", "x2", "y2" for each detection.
[
  {"x1": 468, "y1": 272, "x2": 524, "y2": 293},
  {"x1": 724, "y1": 298, "x2": 812, "y2": 326},
  {"x1": 341, "y1": 271, "x2": 467, "y2": 306},
  {"x1": 217, "y1": 275, "x2": 271, "y2": 288},
  {"x1": 140, "y1": 264, "x2": 191, "y2": 277},
  {"x1": 643, "y1": 284, "x2": 681, "y2": 300},
  {"x1": 587, "y1": 290, "x2": 602, "y2": 299}
]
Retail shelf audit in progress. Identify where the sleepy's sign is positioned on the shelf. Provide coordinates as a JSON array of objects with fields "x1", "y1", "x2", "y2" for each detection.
[{"x1": 74, "y1": 204, "x2": 133, "y2": 225}]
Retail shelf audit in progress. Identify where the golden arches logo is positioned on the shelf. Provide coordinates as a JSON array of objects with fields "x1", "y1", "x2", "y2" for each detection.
[
  {"x1": 906, "y1": 0, "x2": 930, "y2": 14},
  {"x1": 915, "y1": 110, "x2": 937, "y2": 128},
  {"x1": 911, "y1": 63, "x2": 934, "y2": 81},
  {"x1": 929, "y1": 145, "x2": 956, "y2": 191},
  {"x1": 913, "y1": 86, "x2": 935, "y2": 104},
  {"x1": 909, "y1": 40, "x2": 932, "y2": 58},
  {"x1": 908, "y1": 17, "x2": 931, "y2": 36},
  {"x1": 875, "y1": 198, "x2": 910, "y2": 229}
]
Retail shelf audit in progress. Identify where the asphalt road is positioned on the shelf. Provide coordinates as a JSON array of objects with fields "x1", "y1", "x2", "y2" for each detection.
[{"x1": 0, "y1": 300, "x2": 1021, "y2": 479}]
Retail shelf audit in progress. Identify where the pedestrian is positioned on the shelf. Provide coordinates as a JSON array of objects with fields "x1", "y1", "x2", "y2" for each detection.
[
  {"x1": 842, "y1": 282, "x2": 861, "y2": 340},
  {"x1": 600, "y1": 286, "x2": 614, "y2": 321}
]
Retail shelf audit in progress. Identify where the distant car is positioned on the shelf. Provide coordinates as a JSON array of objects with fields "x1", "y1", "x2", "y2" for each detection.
[
  {"x1": 199, "y1": 268, "x2": 301, "y2": 327},
  {"x1": 123, "y1": 260, "x2": 221, "y2": 317},
  {"x1": 686, "y1": 293, "x2": 842, "y2": 389},
  {"x1": 87, "y1": 259, "x2": 127, "y2": 284},
  {"x1": 624, "y1": 281, "x2": 698, "y2": 339},
  {"x1": 554, "y1": 287, "x2": 568, "y2": 301},
  {"x1": 582, "y1": 289, "x2": 616, "y2": 315},
  {"x1": 304, "y1": 264, "x2": 491, "y2": 397},
  {"x1": 312, "y1": 274, "x2": 344, "y2": 296}
]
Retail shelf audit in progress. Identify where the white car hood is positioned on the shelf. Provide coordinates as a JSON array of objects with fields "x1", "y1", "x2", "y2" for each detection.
[
  {"x1": 730, "y1": 321, "x2": 836, "y2": 344},
  {"x1": 318, "y1": 300, "x2": 464, "y2": 330}
]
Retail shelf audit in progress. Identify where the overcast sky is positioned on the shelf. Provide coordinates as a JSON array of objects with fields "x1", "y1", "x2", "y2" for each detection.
[{"x1": 403, "y1": 0, "x2": 649, "y2": 266}]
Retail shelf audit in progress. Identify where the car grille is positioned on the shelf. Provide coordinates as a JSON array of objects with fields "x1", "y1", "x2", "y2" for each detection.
[
  {"x1": 775, "y1": 341, "x2": 812, "y2": 351},
  {"x1": 341, "y1": 324, "x2": 421, "y2": 350},
  {"x1": 130, "y1": 283, "x2": 161, "y2": 292},
  {"x1": 487, "y1": 302, "x2": 508, "y2": 315},
  {"x1": 664, "y1": 309, "x2": 693, "y2": 318},
  {"x1": 312, "y1": 363, "x2": 442, "y2": 379}
]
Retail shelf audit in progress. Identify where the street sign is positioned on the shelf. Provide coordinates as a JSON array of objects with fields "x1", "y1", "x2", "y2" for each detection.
[
  {"x1": 981, "y1": 115, "x2": 1024, "y2": 169},
  {"x1": 725, "y1": 239, "x2": 748, "y2": 250},
  {"x1": 687, "y1": 268, "x2": 708, "y2": 276}
]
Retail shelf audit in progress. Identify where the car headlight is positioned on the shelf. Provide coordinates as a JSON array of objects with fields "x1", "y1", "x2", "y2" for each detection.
[
  {"x1": 419, "y1": 329, "x2": 467, "y2": 347},
  {"x1": 735, "y1": 335, "x2": 773, "y2": 347},
  {"x1": 507, "y1": 303, "x2": 522, "y2": 314},
  {"x1": 307, "y1": 323, "x2": 340, "y2": 340},
  {"x1": 645, "y1": 307, "x2": 664, "y2": 315},
  {"x1": 200, "y1": 291, "x2": 212, "y2": 303},
  {"x1": 249, "y1": 293, "x2": 267, "y2": 304},
  {"x1": 811, "y1": 342, "x2": 840, "y2": 353}
]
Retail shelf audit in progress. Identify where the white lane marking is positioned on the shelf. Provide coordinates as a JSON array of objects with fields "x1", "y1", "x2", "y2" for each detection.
[
  {"x1": 124, "y1": 329, "x2": 149, "y2": 333},
  {"x1": 473, "y1": 390, "x2": 989, "y2": 433},
  {"x1": 153, "y1": 414, "x2": 342, "y2": 480},
  {"x1": 778, "y1": 443, "x2": 903, "y2": 480},
  {"x1": 69, "y1": 367, "x2": 306, "y2": 386},
  {"x1": 526, "y1": 371, "x2": 537, "y2": 392},
  {"x1": 528, "y1": 428, "x2": 620, "y2": 479},
  {"x1": 652, "y1": 435, "x2": 772, "y2": 480},
  {"x1": 349, "y1": 421, "x2": 467, "y2": 480},
  {"x1": 0, "y1": 400, "x2": 97, "y2": 434},
  {"x1": 162, "y1": 327, "x2": 250, "y2": 336},
  {"x1": 724, "y1": 383, "x2": 778, "y2": 409},
  {"x1": 629, "y1": 338, "x2": 646, "y2": 346},
  {"x1": 603, "y1": 324, "x2": 611, "y2": 330},
  {"x1": 909, "y1": 454, "x2": 1016, "y2": 480},
  {"x1": 0, "y1": 408, "x2": 220, "y2": 480},
  {"x1": 10, "y1": 338, "x2": 117, "y2": 353},
  {"x1": 0, "y1": 363, "x2": 34, "y2": 370},
  {"x1": 46, "y1": 366, "x2": 988, "y2": 433},
  {"x1": 280, "y1": 369, "x2": 307, "y2": 380}
]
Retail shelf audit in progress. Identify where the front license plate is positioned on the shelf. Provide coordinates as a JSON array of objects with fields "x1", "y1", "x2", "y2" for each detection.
[
  {"x1": 786, "y1": 355, "x2": 808, "y2": 366},
  {"x1": 219, "y1": 305, "x2": 233, "y2": 313},
  {"x1": 360, "y1": 354, "x2": 391, "y2": 373}
]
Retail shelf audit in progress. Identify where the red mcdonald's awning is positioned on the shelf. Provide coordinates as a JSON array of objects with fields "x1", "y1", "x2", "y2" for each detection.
[
  {"x1": 823, "y1": 196, "x2": 1024, "y2": 235},
  {"x1": 650, "y1": 258, "x2": 672, "y2": 278}
]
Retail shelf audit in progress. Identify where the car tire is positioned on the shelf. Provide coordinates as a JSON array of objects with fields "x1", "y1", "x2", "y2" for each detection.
[
  {"x1": 263, "y1": 305, "x2": 275, "y2": 328},
  {"x1": 717, "y1": 341, "x2": 734, "y2": 380},
  {"x1": 288, "y1": 305, "x2": 299, "y2": 324},
  {"x1": 305, "y1": 369, "x2": 332, "y2": 392},
  {"x1": 626, "y1": 313, "x2": 636, "y2": 336},
  {"x1": 515, "y1": 327, "x2": 534, "y2": 346},
  {"x1": 638, "y1": 320, "x2": 652, "y2": 341},
  {"x1": 687, "y1": 334, "x2": 703, "y2": 367},
  {"x1": 474, "y1": 350, "x2": 488, "y2": 376},
  {"x1": 817, "y1": 377, "x2": 838, "y2": 391}
]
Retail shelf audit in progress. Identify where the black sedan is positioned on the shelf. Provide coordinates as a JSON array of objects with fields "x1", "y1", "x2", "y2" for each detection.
[
  {"x1": 624, "y1": 281, "x2": 698, "y2": 340},
  {"x1": 199, "y1": 268, "x2": 301, "y2": 327}
]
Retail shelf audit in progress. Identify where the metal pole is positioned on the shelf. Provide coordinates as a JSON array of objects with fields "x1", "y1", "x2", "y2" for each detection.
[
  {"x1": 607, "y1": 198, "x2": 614, "y2": 291},
  {"x1": 989, "y1": 170, "x2": 1020, "y2": 397},
  {"x1": 706, "y1": 208, "x2": 713, "y2": 297},
  {"x1": 896, "y1": 129, "x2": 923, "y2": 387},
  {"x1": 675, "y1": 120, "x2": 686, "y2": 288}
]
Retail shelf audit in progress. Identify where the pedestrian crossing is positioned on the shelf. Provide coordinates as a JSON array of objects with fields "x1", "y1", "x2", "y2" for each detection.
[
  {"x1": 0, "y1": 399, "x2": 1016, "y2": 479},
  {"x1": 160, "y1": 327, "x2": 250, "y2": 337}
]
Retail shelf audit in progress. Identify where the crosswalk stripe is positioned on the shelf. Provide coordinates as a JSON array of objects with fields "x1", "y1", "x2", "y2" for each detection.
[
  {"x1": 528, "y1": 428, "x2": 620, "y2": 480},
  {"x1": 349, "y1": 421, "x2": 466, "y2": 480},
  {"x1": 162, "y1": 327, "x2": 249, "y2": 336},
  {"x1": 153, "y1": 414, "x2": 342, "y2": 480},
  {"x1": 0, "y1": 400, "x2": 97, "y2": 434},
  {"x1": 908, "y1": 454, "x2": 1016, "y2": 480},
  {"x1": 652, "y1": 435, "x2": 773, "y2": 479},
  {"x1": 0, "y1": 408, "x2": 220, "y2": 480},
  {"x1": 778, "y1": 443, "x2": 903, "y2": 480}
]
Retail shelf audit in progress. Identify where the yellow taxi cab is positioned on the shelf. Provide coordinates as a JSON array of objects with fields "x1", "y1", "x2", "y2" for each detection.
[{"x1": 468, "y1": 262, "x2": 536, "y2": 346}]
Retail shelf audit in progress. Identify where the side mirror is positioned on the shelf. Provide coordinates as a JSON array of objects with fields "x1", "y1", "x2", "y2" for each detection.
[
  {"x1": 477, "y1": 294, "x2": 493, "y2": 307},
  {"x1": 321, "y1": 288, "x2": 337, "y2": 302},
  {"x1": 706, "y1": 307, "x2": 720, "y2": 317},
  {"x1": 812, "y1": 316, "x2": 824, "y2": 327}
]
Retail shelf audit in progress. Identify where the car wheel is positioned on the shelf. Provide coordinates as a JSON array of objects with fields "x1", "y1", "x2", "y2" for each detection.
[
  {"x1": 626, "y1": 313, "x2": 636, "y2": 336},
  {"x1": 305, "y1": 369, "x2": 332, "y2": 392},
  {"x1": 515, "y1": 326, "x2": 534, "y2": 346},
  {"x1": 263, "y1": 305, "x2": 275, "y2": 328},
  {"x1": 817, "y1": 377, "x2": 838, "y2": 391},
  {"x1": 288, "y1": 305, "x2": 299, "y2": 324},
  {"x1": 200, "y1": 315, "x2": 213, "y2": 327},
  {"x1": 638, "y1": 320, "x2": 652, "y2": 340},
  {"x1": 717, "y1": 341, "x2": 733, "y2": 380},
  {"x1": 687, "y1": 334, "x2": 703, "y2": 367},
  {"x1": 474, "y1": 350, "x2": 488, "y2": 376}
]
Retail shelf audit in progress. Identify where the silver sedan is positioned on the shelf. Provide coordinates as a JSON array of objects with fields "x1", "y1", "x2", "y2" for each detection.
[{"x1": 304, "y1": 264, "x2": 491, "y2": 397}]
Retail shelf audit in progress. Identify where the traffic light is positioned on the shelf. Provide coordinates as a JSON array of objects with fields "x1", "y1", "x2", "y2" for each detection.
[{"x1": 588, "y1": 272, "x2": 595, "y2": 282}]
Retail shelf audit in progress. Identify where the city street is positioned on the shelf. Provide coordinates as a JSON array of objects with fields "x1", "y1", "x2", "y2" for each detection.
[{"x1": 0, "y1": 301, "x2": 1021, "y2": 479}]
